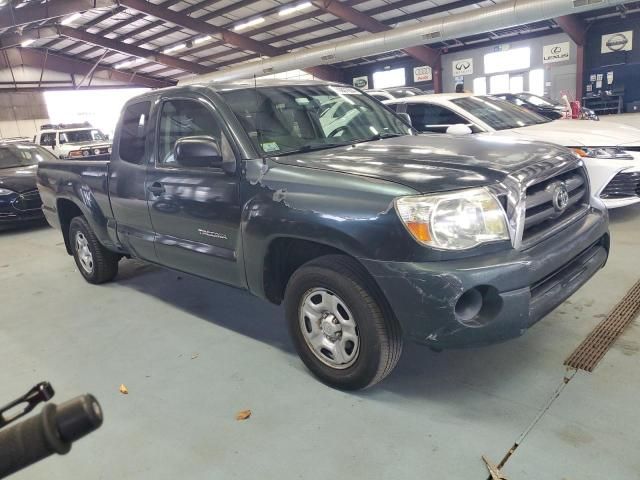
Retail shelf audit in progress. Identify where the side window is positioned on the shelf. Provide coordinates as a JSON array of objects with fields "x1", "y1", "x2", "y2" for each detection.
[
  {"x1": 157, "y1": 99, "x2": 226, "y2": 167},
  {"x1": 405, "y1": 104, "x2": 469, "y2": 133},
  {"x1": 40, "y1": 133, "x2": 56, "y2": 146},
  {"x1": 119, "y1": 101, "x2": 151, "y2": 164}
]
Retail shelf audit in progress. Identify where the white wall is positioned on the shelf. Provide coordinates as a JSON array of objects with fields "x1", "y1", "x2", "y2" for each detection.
[
  {"x1": 442, "y1": 33, "x2": 578, "y2": 100},
  {"x1": 0, "y1": 92, "x2": 49, "y2": 140}
]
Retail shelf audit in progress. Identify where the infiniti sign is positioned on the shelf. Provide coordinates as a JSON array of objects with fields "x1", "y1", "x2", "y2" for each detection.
[{"x1": 452, "y1": 58, "x2": 473, "y2": 76}]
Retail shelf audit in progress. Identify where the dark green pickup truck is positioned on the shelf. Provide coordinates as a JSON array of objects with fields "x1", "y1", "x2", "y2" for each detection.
[{"x1": 37, "y1": 80, "x2": 609, "y2": 389}]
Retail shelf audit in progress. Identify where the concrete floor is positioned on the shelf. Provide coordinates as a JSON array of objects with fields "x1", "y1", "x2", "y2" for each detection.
[{"x1": 1, "y1": 145, "x2": 639, "y2": 479}]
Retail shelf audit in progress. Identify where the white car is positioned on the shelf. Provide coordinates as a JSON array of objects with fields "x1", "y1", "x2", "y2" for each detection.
[
  {"x1": 386, "y1": 94, "x2": 640, "y2": 208},
  {"x1": 365, "y1": 87, "x2": 425, "y2": 102},
  {"x1": 35, "y1": 123, "x2": 112, "y2": 160}
]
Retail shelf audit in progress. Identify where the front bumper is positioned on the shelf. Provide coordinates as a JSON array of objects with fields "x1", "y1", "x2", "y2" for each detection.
[
  {"x1": 0, "y1": 190, "x2": 45, "y2": 229},
  {"x1": 361, "y1": 207, "x2": 609, "y2": 349}
]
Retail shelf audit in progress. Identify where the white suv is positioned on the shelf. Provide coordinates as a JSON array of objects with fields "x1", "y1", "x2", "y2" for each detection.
[{"x1": 35, "y1": 123, "x2": 112, "y2": 160}]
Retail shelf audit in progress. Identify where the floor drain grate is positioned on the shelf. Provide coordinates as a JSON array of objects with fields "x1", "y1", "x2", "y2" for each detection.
[{"x1": 565, "y1": 279, "x2": 640, "y2": 372}]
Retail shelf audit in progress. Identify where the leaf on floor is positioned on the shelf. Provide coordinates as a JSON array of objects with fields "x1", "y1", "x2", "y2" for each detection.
[
  {"x1": 235, "y1": 409, "x2": 251, "y2": 421},
  {"x1": 119, "y1": 384, "x2": 129, "y2": 395},
  {"x1": 191, "y1": 353, "x2": 199, "y2": 360}
]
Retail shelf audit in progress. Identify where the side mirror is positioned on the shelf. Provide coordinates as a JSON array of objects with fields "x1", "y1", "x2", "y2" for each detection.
[
  {"x1": 51, "y1": 140, "x2": 57, "y2": 149},
  {"x1": 174, "y1": 136, "x2": 223, "y2": 168},
  {"x1": 397, "y1": 112, "x2": 412, "y2": 127},
  {"x1": 446, "y1": 124, "x2": 473, "y2": 135}
]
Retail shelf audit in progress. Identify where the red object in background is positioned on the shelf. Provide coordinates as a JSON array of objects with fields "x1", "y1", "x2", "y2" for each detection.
[{"x1": 570, "y1": 101, "x2": 581, "y2": 119}]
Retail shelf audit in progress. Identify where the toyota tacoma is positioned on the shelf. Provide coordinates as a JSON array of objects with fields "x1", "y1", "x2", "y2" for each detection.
[{"x1": 36, "y1": 80, "x2": 610, "y2": 390}]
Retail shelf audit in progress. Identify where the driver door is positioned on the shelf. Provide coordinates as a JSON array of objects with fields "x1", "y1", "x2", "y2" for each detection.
[{"x1": 146, "y1": 96, "x2": 244, "y2": 287}]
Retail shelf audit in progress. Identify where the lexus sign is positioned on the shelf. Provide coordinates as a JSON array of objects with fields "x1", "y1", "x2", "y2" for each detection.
[
  {"x1": 543, "y1": 42, "x2": 570, "y2": 64},
  {"x1": 601, "y1": 31, "x2": 633, "y2": 53},
  {"x1": 452, "y1": 58, "x2": 473, "y2": 76}
]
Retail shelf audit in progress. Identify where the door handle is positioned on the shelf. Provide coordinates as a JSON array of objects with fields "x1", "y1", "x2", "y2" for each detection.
[{"x1": 147, "y1": 182, "x2": 165, "y2": 196}]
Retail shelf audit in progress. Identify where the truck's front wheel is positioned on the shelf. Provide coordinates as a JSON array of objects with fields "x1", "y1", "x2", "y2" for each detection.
[
  {"x1": 69, "y1": 216, "x2": 119, "y2": 284},
  {"x1": 284, "y1": 255, "x2": 402, "y2": 390}
]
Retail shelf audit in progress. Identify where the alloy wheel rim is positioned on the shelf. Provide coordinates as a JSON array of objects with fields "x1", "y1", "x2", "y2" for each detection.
[
  {"x1": 75, "y1": 232, "x2": 94, "y2": 274},
  {"x1": 299, "y1": 288, "x2": 360, "y2": 369}
]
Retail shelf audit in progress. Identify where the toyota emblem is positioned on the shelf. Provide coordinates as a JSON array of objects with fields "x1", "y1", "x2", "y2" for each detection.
[{"x1": 551, "y1": 182, "x2": 570, "y2": 213}]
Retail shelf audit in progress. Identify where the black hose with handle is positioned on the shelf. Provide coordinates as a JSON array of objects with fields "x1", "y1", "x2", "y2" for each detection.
[{"x1": 0, "y1": 394, "x2": 103, "y2": 478}]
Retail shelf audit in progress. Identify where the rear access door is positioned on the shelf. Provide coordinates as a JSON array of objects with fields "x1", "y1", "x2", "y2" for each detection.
[{"x1": 145, "y1": 93, "x2": 245, "y2": 288}]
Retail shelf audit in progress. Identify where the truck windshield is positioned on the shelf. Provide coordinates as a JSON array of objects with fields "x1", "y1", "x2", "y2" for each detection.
[
  {"x1": 451, "y1": 96, "x2": 551, "y2": 131},
  {"x1": 219, "y1": 85, "x2": 412, "y2": 156},
  {"x1": 0, "y1": 144, "x2": 57, "y2": 168},
  {"x1": 59, "y1": 129, "x2": 107, "y2": 144}
]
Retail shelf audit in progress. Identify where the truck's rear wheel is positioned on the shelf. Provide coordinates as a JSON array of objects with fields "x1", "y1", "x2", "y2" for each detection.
[
  {"x1": 69, "y1": 216, "x2": 119, "y2": 284},
  {"x1": 284, "y1": 255, "x2": 402, "y2": 390}
]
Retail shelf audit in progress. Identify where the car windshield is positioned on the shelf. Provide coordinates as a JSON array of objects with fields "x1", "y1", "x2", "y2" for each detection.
[
  {"x1": 59, "y1": 129, "x2": 107, "y2": 144},
  {"x1": 0, "y1": 144, "x2": 57, "y2": 168},
  {"x1": 518, "y1": 93, "x2": 558, "y2": 108},
  {"x1": 451, "y1": 96, "x2": 551, "y2": 130},
  {"x1": 219, "y1": 85, "x2": 412, "y2": 156}
]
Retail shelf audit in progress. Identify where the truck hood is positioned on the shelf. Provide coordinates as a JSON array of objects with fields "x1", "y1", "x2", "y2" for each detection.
[
  {"x1": 0, "y1": 164, "x2": 38, "y2": 193},
  {"x1": 503, "y1": 120, "x2": 640, "y2": 148},
  {"x1": 273, "y1": 134, "x2": 572, "y2": 193}
]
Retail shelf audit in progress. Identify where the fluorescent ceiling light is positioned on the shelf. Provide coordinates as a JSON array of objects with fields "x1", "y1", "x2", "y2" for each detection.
[
  {"x1": 21, "y1": 38, "x2": 36, "y2": 47},
  {"x1": 233, "y1": 17, "x2": 265, "y2": 31},
  {"x1": 164, "y1": 43, "x2": 186, "y2": 54},
  {"x1": 279, "y1": 1, "x2": 312, "y2": 16},
  {"x1": 115, "y1": 59, "x2": 138, "y2": 70},
  {"x1": 60, "y1": 12, "x2": 82, "y2": 25},
  {"x1": 194, "y1": 35, "x2": 212, "y2": 45}
]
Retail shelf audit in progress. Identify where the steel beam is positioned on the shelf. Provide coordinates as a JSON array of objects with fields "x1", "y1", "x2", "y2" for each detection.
[
  {"x1": 58, "y1": 26, "x2": 209, "y2": 74},
  {"x1": 117, "y1": 0, "x2": 341, "y2": 81},
  {"x1": 310, "y1": 0, "x2": 444, "y2": 67},
  {"x1": 0, "y1": 0, "x2": 116, "y2": 30},
  {"x1": 0, "y1": 47, "x2": 172, "y2": 88},
  {"x1": 0, "y1": 27, "x2": 59, "y2": 50},
  {"x1": 554, "y1": 15, "x2": 587, "y2": 46}
]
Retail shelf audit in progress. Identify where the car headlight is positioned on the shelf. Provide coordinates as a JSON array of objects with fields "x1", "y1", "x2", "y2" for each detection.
[
  {"x1": 394, "y1": 187, "x2": 509, "y2": 250},
  {"x1": 0, "y1": 188, "x2": 16, "y2": 196},
  {"x1": 572, "y1": 147, "x2": 633, "y2": 160}
]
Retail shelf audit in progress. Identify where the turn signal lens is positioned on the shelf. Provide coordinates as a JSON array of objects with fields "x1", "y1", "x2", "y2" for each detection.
[{"x1": 406, "y1": 221, "x2": 431, "y2": 242}]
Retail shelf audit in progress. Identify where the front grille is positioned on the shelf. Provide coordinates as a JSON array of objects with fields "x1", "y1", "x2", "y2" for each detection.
[
  {"x1": 601, "y1": 171, "x2": 640, "y2": 199},
  {"x1": 12, "y1": 190, "x2": 42, "y2": 211},
  {"x1": 522, "y1": 167, "x2": 589, "y2": 245}
]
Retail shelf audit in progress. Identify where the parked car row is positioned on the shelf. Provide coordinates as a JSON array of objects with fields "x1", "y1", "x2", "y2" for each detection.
[{"x1": 384, "y1": 93, "x2": 640, "y2": 209}]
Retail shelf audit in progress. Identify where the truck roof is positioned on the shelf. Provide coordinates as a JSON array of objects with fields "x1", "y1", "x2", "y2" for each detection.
[{"x1": 191, "y1": 78, "x2": 340, "y2": 91}]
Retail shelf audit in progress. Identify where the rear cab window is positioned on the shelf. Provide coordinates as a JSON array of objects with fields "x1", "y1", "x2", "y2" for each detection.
[{"x1": 118, "y1": 101, "x2": 152, "y2": 164}]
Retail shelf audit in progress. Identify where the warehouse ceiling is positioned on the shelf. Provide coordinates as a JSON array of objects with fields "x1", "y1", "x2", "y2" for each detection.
[{"x1": 0, "y1": 0, "x2": 638, "y2": 90}]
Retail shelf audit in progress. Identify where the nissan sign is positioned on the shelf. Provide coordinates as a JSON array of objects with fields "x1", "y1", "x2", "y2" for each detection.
[
  {"x1": 601, "y1": 31, "x2": 633, "y2": 53},
  {"x1": 452, "y1": 58, "x2": 473, "y2": 76},
  {"x1": 543, "y1": 42, "x2": 570, "y2": 64}
]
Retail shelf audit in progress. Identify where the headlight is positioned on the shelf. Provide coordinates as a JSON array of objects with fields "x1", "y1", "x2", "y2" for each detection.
[
  {"x1": 0, "y1": 188, "x2": 16, "y2": 196},
  {"x1": 572, "y1": 147, "x2": 633, "y2": 160},
  {"x1": 394, "y1": 187, "x2": 509, "y2": 250}
]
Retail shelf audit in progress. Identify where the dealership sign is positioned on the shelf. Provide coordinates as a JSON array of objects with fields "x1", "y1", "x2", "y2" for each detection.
[
  {"x1": 543, "y1": 42, "x2": 570, "y2": 63},
  {"x1": 413, "y1": 66, "x2": 433, "y2": 82},
  {"x1": 452, "y1": 58, "x2": 473, "y2": 76},
  {"x1": 601, "y1": 31, "x2": 633, "y2": 53},
  {"x1": 352, "y1": 76, "x2": 369, "y2": 89}
]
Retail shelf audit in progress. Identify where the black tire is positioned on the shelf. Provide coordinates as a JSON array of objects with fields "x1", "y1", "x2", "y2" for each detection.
[
  {"x1": 284, "y1": 255, "x2": 403, "y2": 390},
  {"x1": 69, "y1": 216, "x2": 119, "y2": 284}
]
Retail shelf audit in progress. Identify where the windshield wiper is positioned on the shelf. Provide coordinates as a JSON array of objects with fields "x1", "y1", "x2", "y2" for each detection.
[
  {"x1": 274, "y1": 142, "x2": 348, "y2": 156},
  {"x1": 353, "y1": 132, "x2": 405, "y2": 144}
]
